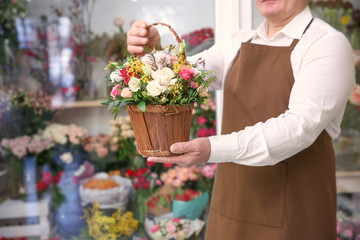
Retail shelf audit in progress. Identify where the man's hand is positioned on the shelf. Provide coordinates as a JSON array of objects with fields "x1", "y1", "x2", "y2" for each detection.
[
  {"x1": 127, "y1": 20, "x2": 161, "y2": 57},
  {"x1": 147, "y1": 138, "x2": 211, "y2": 167}
]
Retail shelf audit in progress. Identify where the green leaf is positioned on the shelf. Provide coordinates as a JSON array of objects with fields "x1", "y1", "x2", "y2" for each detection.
[{"x1": 138, "y1": 101, "x2": 146, "y2": 112}]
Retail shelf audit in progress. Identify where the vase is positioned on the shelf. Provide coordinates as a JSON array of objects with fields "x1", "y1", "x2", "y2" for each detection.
[
  {"x1": 126, "y1": 104, "x2": 193, "y2": 157},
  {"x1": 24, "y1": 156, "x2": 38, "y2": 202},
  {"x1": 53, "y1": 146, "x2": 86, "y2": 239},
  {"x1": 172, "y1": 192, "x2": 209, "y2": 220}
]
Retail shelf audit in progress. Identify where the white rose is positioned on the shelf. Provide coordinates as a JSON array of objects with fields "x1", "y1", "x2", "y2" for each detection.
[
  {"x1": 151, "y1": 67, "x2": 177, "y2": 91},
  {"x1": 146, "y1": 81, "x2": 163, "y2": 97},
  {"x1": 110, "y1": 69, "x2": 123, "y2": 83},
  {"x1": 128, "y1": 77, "x2": 140, "y2": 92},
  {"x1": 60, "y1": 152, "x2": 73, "y2": 164}
]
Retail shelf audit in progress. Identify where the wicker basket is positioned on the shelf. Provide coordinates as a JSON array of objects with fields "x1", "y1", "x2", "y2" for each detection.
[{"x1": 127, "y1": 104, "x2": 193, "y2": 157}]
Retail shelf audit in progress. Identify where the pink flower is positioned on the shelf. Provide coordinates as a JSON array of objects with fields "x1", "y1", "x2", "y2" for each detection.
[
  {"x1": 96, "y1": 147, "x2": 108, "y2": 158},
  {"x1": 208, "y1": 127, "x2": 216, "y2": 136},
  {"x1": 350, "y1": 84, "x2": 360, "y2": 106},
  {"x1": 179, "y1": 66, "x2": 195, "y2": 80},
  {"x1": 84, "y1": 143, "x2": 94, "y2": 152},
  {"x1": 150, "y1": 224, "x2": 160, "y2": 233},
  {"x1": 172, "y1": 178, "x2": 182, "y2": 188},
  {"x1": 120, "y1": 88, "x2": 133, "y2": 98},
  {"x1": 113, "y1": 17, "x2": 124, "y2": 27},
  {"x1": 344, "y1": 229, "x2": 353, "y2": 238},
  {"x1": 202, "y1": 165, "x2": 215, "y2": 179},
  {"x1": 155, "y1": 179, "x2": 162, "y2": 186},
  {"x1": 197, "y1": 116, "x2": 208, "y2": 125},
  {"x1": 1, "y1": 138, "x2": 10, "y2": 148},
  {"x1": 211, "y1": 163, "x2": 217, "y2": 171},
  {"x1": 172, "y1": 218, "x2": 180, "y2": 223},
  {"x1": 11, "y1": 145, "x2": 27, "y2": 159},
  {"x1": 111, "y1": 84, "x2": 122, "y2": 100},
  {"x1": 196, "y1": 128, "x2": 209, "y2": 137},
  {"x1": 213, "y1": 119, "x2": 217, "y2": 126},
  {"x1": 188, "y1": 171, "x2": 198, "y2": 181},
  {"x1": 166, "y1": 221, "x2": 176, "y2": 234}
]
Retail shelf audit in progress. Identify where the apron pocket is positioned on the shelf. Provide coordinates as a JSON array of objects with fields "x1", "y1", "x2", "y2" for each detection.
[{"x1": 232, "y1": 162, "x2": 287, "y2": 228}]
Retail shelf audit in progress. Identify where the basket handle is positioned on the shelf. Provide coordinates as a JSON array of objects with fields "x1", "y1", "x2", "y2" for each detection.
[
  {"x1": 147, "y1": 22, "x2": 182, "y2": 45},
  {"x1": 147, "y1": 22, "x2": 186, "y2": 59}
]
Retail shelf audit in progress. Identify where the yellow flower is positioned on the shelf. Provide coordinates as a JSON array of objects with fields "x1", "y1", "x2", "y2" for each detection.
[{"x1": 341, "y1": 15, "x2": 351, "y2": 25}]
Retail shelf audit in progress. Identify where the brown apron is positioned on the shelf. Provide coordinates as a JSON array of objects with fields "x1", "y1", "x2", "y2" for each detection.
[{"x1": 206, "y1": 20, "x2": 337, "y2": 240}]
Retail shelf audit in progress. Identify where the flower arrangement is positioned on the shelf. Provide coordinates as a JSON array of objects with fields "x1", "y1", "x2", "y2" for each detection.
[
  {"x1": 103, "y1": 37, "x2": 215, "y2": 114},
  {"x1": 108, "y1": 116, "x2": 137, "y2": 164},
  {"x1": 83, "y1": 134, "x2": 117, "y2": 164},
  {"x1": 191, "y1": 100, "x2": 216, "y2": 138},
  {"x1": 79, "y1": 201, "x2": 138, "y2": 240},
  {"x1": 1, "y1": 134, "x2": 53, "y2": 160},
  {"x1": 0, "y1": 0, "x2": 27, "y2": 78},
  {"x1": 181, "y1": 28, "x2": 214, "y2": 53},
  {"x1": 42, "y1": 123, "x2": 88, "y2": 147},
  {"x1": 126, "y1": 167, "x2": 163, "y2": 227},
  {"x1": 149, "y1": 218, "x2": 191, "y2": 240},
  {"x1": 0, "y1": 88, "x2": 55, "y2": 138},
  {"x1": 337, "y1": 218, "x2": 360, "y2": 240},
  {"x1": 36, "y1": 170, "x2": 65, "y2": 208}
]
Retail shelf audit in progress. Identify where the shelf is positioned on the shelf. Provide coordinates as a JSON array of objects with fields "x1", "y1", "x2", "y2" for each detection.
[
  {"x1": 54, "y1": 99, "x2": 107, "y2": 109},
  {"x1": 336, "y1": 170, "x2": 360, "y2": 193}
]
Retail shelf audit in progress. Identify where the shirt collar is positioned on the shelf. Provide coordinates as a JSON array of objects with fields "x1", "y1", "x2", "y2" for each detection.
[{"x1": 254, "y1": 5, "x2": 313, "y2": 41}]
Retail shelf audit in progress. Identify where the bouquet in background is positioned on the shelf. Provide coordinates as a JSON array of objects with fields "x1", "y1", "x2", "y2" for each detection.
[
  {"x1": 0, "y1": 0, "x2": 27, "y2": 78},
  {"x1": 83, "y1": 134, "x2": 117, "y2": 164},
  {"x1": 42, "y1": 123, "x2": 88, "y2": 168},
  {"x1": 190, "y1": 100, "x2": 216, "y2": 139},
  {"x1": 1, "y1": 134, "x2": 53, "y2": 171},
  {"x1": 36, "y1": 170, "x2": 65, "y2": 208},
  {"x1": 181, "y1": 28, "x2": 214, "y2": 54},
  {"x1": 77, "y1": 201, "x2": 138, "y2": 240},
  {"x1": 108, "y1": 116, "x2": 138, "y2": 165},
  {"x1": 125, "y1": 167, "x2": 163, "y2": 227},
  {"x1": 0, "y1": 88, "x2": 55, "y2": 138},
  {"x1": 149, "y1": 218, "x2": 191, "y2": 240}
]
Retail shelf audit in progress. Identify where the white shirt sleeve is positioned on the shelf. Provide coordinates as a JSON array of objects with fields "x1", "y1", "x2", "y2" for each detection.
[{"x1": 208, "y1": 31, "x2": 356, "y2": 166}]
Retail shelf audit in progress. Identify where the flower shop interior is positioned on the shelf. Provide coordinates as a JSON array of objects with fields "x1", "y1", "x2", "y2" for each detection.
[{"x1": 0, "y1": 0, "x2": 360, "y2": 239}]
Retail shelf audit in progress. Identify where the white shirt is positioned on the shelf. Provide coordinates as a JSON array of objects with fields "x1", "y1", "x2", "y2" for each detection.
[{"x1": 191, "y1": 6, "x2": 355, "y2": 166}]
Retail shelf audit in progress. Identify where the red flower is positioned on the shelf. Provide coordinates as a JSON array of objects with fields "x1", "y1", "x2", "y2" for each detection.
[
  {"x1": 135, "y1": 167, "x2": 148, "y2": 177},
  {"x1": 196, "y1": 128, "x2": 209, "y2": 137},
  {"x1": 197, "y1": 116, "x2": 208, "y2": 125},
  {"x1": 37, "y1": 181, "x2": 47, "y2": 192},
  {"x1": 142, "y1": 181, "x2": 150, "y2": 190},
  {"x1": 53, "y1": 172, "x2": 64, "y2": 184},
  {"x1": 134, "y1": 183, "x2": 140, "y2": 189},
  {"x1": 120, "y1": 67, "x2": 131, "y2": 85},
  {"x1": 163, "y1": 163, "x2": 173, "y2": 168},
  {"x1": 146, "y1": 160, "x2": 156, "y2": 167},
  {"x1": 208, "y1": 127, "x2": 216, "y2": 136},
  {"x1": 125, "y1": 169, "x2": 135, "y2": 178}
]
